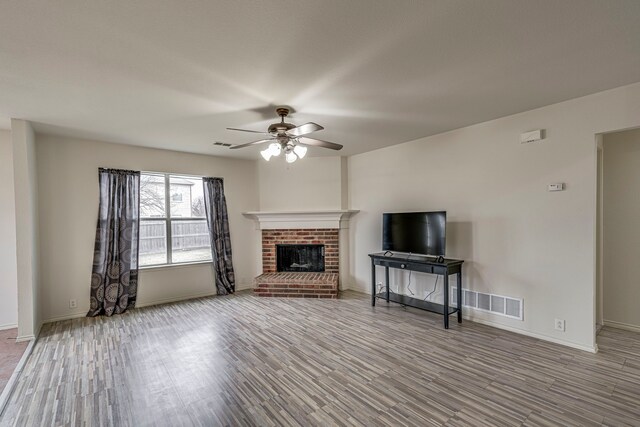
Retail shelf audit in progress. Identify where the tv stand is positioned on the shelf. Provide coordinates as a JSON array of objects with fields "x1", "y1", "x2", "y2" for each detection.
[{"x1": 368, "y1": 252, "x2": 464, "y2": 329}]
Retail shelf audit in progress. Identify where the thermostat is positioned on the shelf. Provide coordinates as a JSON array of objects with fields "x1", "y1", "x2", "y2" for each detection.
[{"x1": 548, "y1": 183, "x2": 564, "y2": 192}]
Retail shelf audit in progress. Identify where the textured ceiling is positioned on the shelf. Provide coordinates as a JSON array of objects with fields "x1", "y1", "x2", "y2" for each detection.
[{"x1": 1, "y1": 0, "x2": 640, "y2": 159}]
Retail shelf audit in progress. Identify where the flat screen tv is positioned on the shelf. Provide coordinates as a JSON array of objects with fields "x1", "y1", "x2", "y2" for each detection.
[{"x1": 382, "y1": 211, "x2": 446, "y2": 256}]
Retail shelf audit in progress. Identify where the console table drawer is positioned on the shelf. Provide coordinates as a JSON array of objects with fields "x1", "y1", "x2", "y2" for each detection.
[{"x1": 375, "y1": 259, "x2": 434, "y2": 274}]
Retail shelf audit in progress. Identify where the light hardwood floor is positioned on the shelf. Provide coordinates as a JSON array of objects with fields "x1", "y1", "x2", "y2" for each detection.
[{"x1": 2, "y1": 291, "x2": 639, "y2": 426}]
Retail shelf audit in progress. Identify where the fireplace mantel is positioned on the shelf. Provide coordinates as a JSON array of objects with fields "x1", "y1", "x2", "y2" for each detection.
[{"x1": 243, "y1": 209, "x2": 359, "y2": 230}]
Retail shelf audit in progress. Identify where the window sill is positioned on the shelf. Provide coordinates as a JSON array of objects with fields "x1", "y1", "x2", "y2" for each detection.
[{"x1": 139, "y1": 261, "x2": 213, "y2": 271}]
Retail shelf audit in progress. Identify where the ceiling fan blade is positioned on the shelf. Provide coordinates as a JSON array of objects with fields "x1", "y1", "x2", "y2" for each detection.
[
  {"x1": 298, "y1": 137, "x2": 343, "y2": 151},
  {"x1": 226, "y1": 127, "x2": 270, "y2": 135},
  {"x1": 286, "y1": 122, "x2": 324, "y2": 137},
  {"x1": 229, "y1": 139, "x2": 273, "y2": 150}
]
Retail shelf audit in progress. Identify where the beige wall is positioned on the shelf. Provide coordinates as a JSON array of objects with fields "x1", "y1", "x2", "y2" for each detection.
[
  {"x1": 36, "y1": 135, "x2": 260, "y2": 322},
  {"x1": 257, "y1": 155, "x2": 351, "y2": 288},
  {"x1": 602, "y1": 128, "x2": 640, "y2": 329},
  {"x1": 12, "y1": 120, "x2": 40, "y2": 340},
  {"x1": 258, "y1": 156, "x2": 346, "y2": 211},
  {"x1": 0, "y1": 130, "x2": 18, "y2": 329},
  {"x1": 16, "y1": 80, "x2": 640, "y2": 351},
  {"x1": 348, "y1": 82, "x2": 640, "y2": 352}
]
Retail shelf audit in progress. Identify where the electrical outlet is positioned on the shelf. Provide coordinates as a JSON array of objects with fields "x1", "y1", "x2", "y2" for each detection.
[
  {"x1": 554, "y1": 318, "x2": 565, "y2": 332},
  {"x1": 69, "y1": 299, "x2": 77, "y2": 309}
]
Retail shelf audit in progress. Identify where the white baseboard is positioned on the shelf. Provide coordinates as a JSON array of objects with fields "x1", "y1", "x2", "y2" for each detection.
[
  {"x1": 42, "y1": 312, "x2": 87, "y2": 324},
  {"x1": 137, "y1": 284, "x2": 254, "y2": 308},
  {"x1": 466, "y1": 316, "x2": 598, "y2": 353},
  {"x1": 0, "y1": 323, "x2": 18, "y2": 332},
  {"x1": 135, "y1": 291, "x2": 216, "y2": 308},
  {"x1": 346, "y1": 286, "x2": 598, "y2": 353},
  {"x1": 236, "y1": 283, "x2": 254, "y2": 291},
  {"x1": 16, "y1": 317, "x2": 41, "y2": 341},
  {"x1": 604, "y1": 319, "x2": 640, "y2": 333},
  {"x1": 41, "y1": 284, "x2": 256, "y2": 325},
  {"x1": 0, "y1": 338, "x2": 35, "y2": 417},
  {"x1": 343, "y1": 283, "x2": 366, "y2": 293},
  {"x1": 15, "y1": 334, "x2": 35, "y2": 343}
]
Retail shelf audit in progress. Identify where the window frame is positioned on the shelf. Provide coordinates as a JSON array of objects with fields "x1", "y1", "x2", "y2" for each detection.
[{"x1": 139, "y1": 172, "x2": 211, "y2": 269}]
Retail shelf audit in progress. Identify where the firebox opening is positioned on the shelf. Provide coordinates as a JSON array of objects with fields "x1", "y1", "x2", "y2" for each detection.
[{"x1": 276, "y1": 244, "x2": 325, "y2": 272}]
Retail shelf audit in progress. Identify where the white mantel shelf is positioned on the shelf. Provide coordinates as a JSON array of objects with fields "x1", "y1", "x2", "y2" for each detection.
[{"x1": 243, "y1": 210, "x2": 359, "y2": 230}]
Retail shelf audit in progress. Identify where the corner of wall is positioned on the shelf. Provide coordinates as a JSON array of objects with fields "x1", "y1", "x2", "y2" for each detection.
[
  {"x1": 0, "y1": 129, "x2": 19, "y2": 330},
  {"x1": 11, "y1": 119, "x2": 40, "y2": 340},
  {"x1": 340, "y1": 156, "x2": 349, "y2": 210}
]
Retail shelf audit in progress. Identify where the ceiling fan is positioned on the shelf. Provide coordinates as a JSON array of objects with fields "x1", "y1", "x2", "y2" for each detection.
[{"x1": 227, "y1": 107, "x2": 343, "y2": 163}]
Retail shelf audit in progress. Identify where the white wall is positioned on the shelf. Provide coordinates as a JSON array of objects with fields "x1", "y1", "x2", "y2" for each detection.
[
  {"x1": 602, "y1": 128, "x2": 640, "y2": 330},
  {"x1": 348, "y1": 82, "x2": 640, "y2": 352},
  {"x1": 258, "y1": 156, "x2": 346, "y2": 211},
  {"x1": 36, "y1": 135, "x2": 260, "y2": 322},
  {"x1": 0, "y1": 130, "x2": 18, "y2": 330},
  {"x1": 11, "y1": 119, "x2": 40, "y2": 340}
]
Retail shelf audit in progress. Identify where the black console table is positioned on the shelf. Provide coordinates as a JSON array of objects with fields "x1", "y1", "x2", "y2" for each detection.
[{"x1": 369, "y1": 252, "x2": 464, "y2": 329}]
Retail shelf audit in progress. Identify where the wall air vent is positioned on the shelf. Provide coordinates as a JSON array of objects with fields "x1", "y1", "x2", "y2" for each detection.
[
  {"x1": 464, "y1": 290, "x2": 477, "y2": 307},
  {"x1": 491, "y1": 295, "x2": 505, "y2": 314},
  {"x1": 452, "y1": 287, "x2": 523, "y2": 321},
  {"x1": 478, "y1": 293, "x2": 491, "y2": 311}
]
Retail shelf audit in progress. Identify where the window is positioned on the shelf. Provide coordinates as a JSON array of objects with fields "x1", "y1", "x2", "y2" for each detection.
[{"x1": 139, "y1": 173, "x2": 211, "y2": 267}]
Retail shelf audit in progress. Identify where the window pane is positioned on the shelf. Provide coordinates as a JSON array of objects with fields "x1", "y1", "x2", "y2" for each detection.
[
  {"x1": 171, "y1": 220, "x2": 212, "y2": 263},
  {"x1": 139, "y1": 220, "x2": 167, "y2": 266},
  {"x1": 169, "y1": 175, "x2": 205, "y2": 218},
  {"x1": 140, "y1": 174, "x2": 166, "y2": 217}
]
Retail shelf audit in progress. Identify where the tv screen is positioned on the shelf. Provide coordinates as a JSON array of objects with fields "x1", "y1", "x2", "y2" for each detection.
[{"x1": 382, "y1": 211, "x2": 446, "y2": 256}]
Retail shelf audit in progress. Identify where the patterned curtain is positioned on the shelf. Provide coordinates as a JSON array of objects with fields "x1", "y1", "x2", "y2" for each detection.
[
  {"x1": 87, "y1": 168, "x2": 140, "y2": 317},
  {"x1": 203, "y1": 177, "x2": 235, "y2": 295}
]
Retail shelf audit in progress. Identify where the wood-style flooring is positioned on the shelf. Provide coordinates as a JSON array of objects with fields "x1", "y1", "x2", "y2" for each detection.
[
  {"x1": 2, "y1": 291, "x2": 640, "y2": 426},
  {"x1": 0, "y1": 328, "x2": 28, "y2": 395}
]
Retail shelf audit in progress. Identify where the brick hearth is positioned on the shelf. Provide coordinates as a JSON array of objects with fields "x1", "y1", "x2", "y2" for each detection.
[
  {"x1": 254, "y1": 272, "x2": 339, "y2": 298},
  {"x1": 256, "y1": 228, "x2": 340, "y2": 298}
]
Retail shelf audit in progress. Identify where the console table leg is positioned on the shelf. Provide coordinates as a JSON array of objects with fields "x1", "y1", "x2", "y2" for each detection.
[
  {"x1": 371, "y1": 260, "x2": 376, "y2": 307},
  {"x1": 457, "y1": 272, "x2": 462, "y2": 323},
  {"x1": 443, "y1": 273, "x2": 449, "y2": 329},
  {"x1": 385, "y1": 267, "x2": 390, "y2": 303}
]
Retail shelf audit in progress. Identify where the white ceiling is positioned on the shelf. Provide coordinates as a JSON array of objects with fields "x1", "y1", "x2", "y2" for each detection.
[{"x1": 1, "y1": 0, "x2": 639, "y2": 159}]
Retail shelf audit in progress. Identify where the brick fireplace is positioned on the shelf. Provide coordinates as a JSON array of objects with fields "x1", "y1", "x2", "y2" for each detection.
[
  {"x1": 261, "y1": 229, "x2": 339, "y2": 273},
  {"x1": 244, "y1": 210, "x2": 358, "y2": 299},
  {"x1": 255, "y1": 229, "x2": 339, "y2": 298}
]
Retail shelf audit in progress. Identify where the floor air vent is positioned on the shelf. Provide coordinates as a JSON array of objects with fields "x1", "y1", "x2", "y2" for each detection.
[{"x1": 452, "y1": 287, "x2": 523, "y2": 320}]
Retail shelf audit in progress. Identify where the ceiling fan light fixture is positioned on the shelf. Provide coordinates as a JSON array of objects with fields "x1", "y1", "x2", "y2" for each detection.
[
  {"x1": 285, "y1": 151, "x2": 297, "y2": 163},
  {"x1": 268, "y1": 142, "x2": 282, "y2": 157},
  {"x1": 260, "y1": 148, "x2": 273, "y2": 161},
  {"x1": 227, "y1": 107, "x2": 343, "y2": 159},
  {"x1": 293, "y1": 145, "x2": 307, "y2": 159}
]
